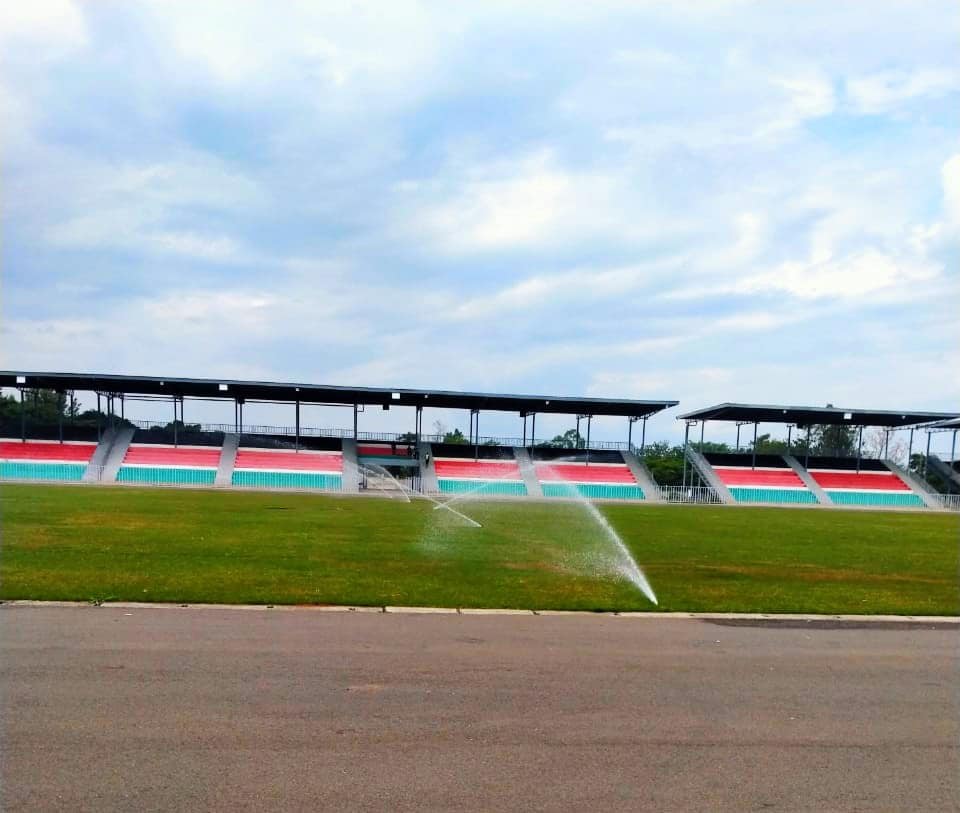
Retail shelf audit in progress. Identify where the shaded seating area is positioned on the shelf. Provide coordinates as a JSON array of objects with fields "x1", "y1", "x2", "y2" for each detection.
[
  {"x1": 805, "y1": 458, "x2": 922, "y2": 507},
  {"x1": 231, "y1": 447, "x2": 343, "y2": 490},
  {"x1": 0, "y1": 439, "x2": 97, "y2": 481},
  {"x1": 705, "y1": 453, "x2": 816, "y2": 504},
  {"x1": 433, "y1": 452, "x2": 527, "y2": 497},
  {"x1": 117, "y1": 444, "x2": 220, "y2": 485},
  {"x1": 534, "y1": 460, "x2": 644, "y2": 500}
]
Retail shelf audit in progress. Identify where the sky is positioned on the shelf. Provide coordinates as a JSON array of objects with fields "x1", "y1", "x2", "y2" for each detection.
[{"x1": 1, "y1": 1, "x2": 958, "y2": 445}]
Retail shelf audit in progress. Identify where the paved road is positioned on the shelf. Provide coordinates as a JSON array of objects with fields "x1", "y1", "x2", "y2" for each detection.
[{"x1": 1, "y1": 607, "x2": 957, "y2": 812}]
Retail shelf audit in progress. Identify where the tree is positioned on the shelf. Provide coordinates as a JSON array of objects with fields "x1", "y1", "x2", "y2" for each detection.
[
  {"x1": 642, "y1": 441, "x2": 685, "y2": 486},
  {"x1": 548, "y1": 428, "x2": 582, "y2": 449},
  {"x1": 443, "y1": 428, "x2": 468, "y2": 444},
  {"x1": 808, "y1": 405, "x2": 857, "y2": 456}
]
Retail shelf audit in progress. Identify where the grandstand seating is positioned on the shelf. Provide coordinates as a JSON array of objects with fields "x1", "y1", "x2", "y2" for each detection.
[
  {"x1": 434, "y1": 457, "x2": 527, "y2": 496},
  {"x1": 231, "y1": 448, "x2": 343, "y2": 490},
  {"x1": 807, "y1": 466, "x2": 922, "y2": 507},
  {"x1": 535, "y1": 461, "x2": 644, "y2": 500},
  {"x1": 0, "y1": 439, "x2": 96, "y2": 481},
  {"x1": 705, "y1": 453, "x2": 816, "y2": 504},
  {"x1": 117, "y1": 444, "x2": 220, "y2": 485}
]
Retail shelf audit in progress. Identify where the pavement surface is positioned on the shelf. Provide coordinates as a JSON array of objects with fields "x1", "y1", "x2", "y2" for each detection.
[{"x1": 1, "y1": 606, "x2": 957, "y2": 812}]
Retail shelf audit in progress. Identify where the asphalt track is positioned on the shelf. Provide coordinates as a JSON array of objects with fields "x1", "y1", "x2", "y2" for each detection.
[{"x1": 1, "y1": 607, "x2": 957, "y2": 811}]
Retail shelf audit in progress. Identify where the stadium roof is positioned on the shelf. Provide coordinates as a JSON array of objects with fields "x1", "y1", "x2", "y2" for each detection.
[
  {"x1": 921, "y1": 416, "x2": 960, "y2": 430},
  {"x1": 676, "y1": 402, "x2": 956, "y2": 428},
  {"x1": 0, "y1": 371, "x2": 677, "y2": 419}
]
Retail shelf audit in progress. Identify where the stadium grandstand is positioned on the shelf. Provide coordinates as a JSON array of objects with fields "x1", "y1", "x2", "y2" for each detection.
[
  {"x1": 676, "y1": 403, "x2": 959, "y2": 509},
  {"x1": 1, "y1": 371, "x2": 957, "y2": 511}
]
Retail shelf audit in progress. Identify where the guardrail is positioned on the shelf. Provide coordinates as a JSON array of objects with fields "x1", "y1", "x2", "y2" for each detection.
[
  {"x1": 929, "y1": 494, "x2": 960, "y2": 511},
  {"x1": 656, "y1": 485, "x2": 723, "y2": 504}
]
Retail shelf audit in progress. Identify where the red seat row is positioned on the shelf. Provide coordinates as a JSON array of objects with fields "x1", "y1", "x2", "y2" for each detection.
[
  {"x1": 535, "y1": 463, "x2": 637, "y2": 484},
  {"x1": 809, "y1": 471, "x2": 909, "y2": 491},
  {"x1": 713, "y1": 467, "x2": 805, "y2": 487},
  {"x1": 434, "y1": 460, "x2": 521, "y2": 479},
  {"x1": 123, "y1": 446, "x2": 221, "y2": 467},
  {"x1": 0, "y1": 441, "x2": 96, "y2": 461},
  {"x1": 234, "y1": 449, "x2": 343, "y2": 472}
]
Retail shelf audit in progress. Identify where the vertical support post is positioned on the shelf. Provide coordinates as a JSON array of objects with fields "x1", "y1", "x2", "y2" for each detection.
[
  {"x1": 173, "y1": 397, "x2": 178, "y2": 447},
  {"x1": 883, "y1": 429, "x2": 889, "y2": 460},
  {"x1": 586, "y1": 415, "x2": 592, "y2": 465},
  {"x1": 121, "y1": 394, "x2": 125, "y2": 420},
  {"x1": 234, "y1": 400, "x2": 238, "y2": 433},
  {"x1": 805, "y1": 426, "x2": 811, "y2": 468},
  {"x1": 576, "y1": 415, "x2": 581, "y2": 448},
  {"x1": 736, "y1": 424, "x2": 741, "y2": 451},
  {"x1": 96, "y1": 392, "x2": 101, "y2": 443},
  {"x1": 751, "y1": 422, "x2": 758, "y2": 469},
  {"x1": 522, "y1": 413, "x2": 527, "y2": 447},
  {"x1": 627, "y1": 417, "x2": 633, "y2": 451},
  {"x1": 415, "y1": 406, "x2": 422, "y2": 451},
  {"x1": 353, "y1": 404, "x2": 358, "y2": 440},
  {"x1": 295, "y1": 399, "x2": 300, "y2": 451},
  {"x1": 856, "y1": 426, "x2": 863, "y2": 473},
  {"x1": 951, "y1": 429, "x2": 957, "y2": 465},
  {"x1": 531, "y1": 413, "x2": 536, "y2": 448},
  {"x1": 924, "y1": 432, "x2": 931, "y2": 476},
  {"x1": 907, "y1": 428, "x2": 914, "y2": 471},
  {"x1": 20, "y1": 388, "x2": 26, "y2": 442},
  {"x1": 58, "y1": 391, "x2": 64, "y2": 443},
  {"x1": 239, "y1": 400, "x2": 243, "y2": 436},
  {"x1": 787, "y1": 425, "x2": 792, "y2": 455},
  {"x1": 682, "y1": 422, "x2": 691, "y2": 489},
  {"x1": 641, "y1": 417, "x2": 647, "y2": 455},
  {"x1": 699, "y1": 420, "x2": 705, "y2": 452}
]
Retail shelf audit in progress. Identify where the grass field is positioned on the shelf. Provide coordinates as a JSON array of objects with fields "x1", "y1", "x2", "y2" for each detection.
[{"x1": 1, "y1": 483, "x2": 957, "y2": 614}]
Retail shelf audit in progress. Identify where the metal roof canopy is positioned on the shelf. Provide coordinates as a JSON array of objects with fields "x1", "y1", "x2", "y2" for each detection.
[
  {"x1": 677, "y1": 402, "x2": 956, "y2": 428},
  {"x1": 920, "y1": 416, "x2": 960, "y2": 431},
  {"x1": 0, "y1": 371, "x2": 677, "y2": 419}
]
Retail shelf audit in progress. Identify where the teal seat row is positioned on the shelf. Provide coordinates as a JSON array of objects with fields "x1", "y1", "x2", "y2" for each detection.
[
  {"x1": 729, "y1": 487, "x2": 817, "y2": 504},
  {"x1": 0, "y1": 461, "x2": 87, "y2": 481},
  {"x1": 826, "y1": 490, "x2": 924, "y2": 507},
  {"x1": 232, "y1": 470, "x2": 342, "y2": 490},
  {"x1": 117, "y1": 466, "x2": 216, "y2": 485},
  {"x1": 541, "y1": 483, "x2": 644, "y2": 500},
  {"x1": 437, "y1": 479, "x2": 527, "y2": 496}
]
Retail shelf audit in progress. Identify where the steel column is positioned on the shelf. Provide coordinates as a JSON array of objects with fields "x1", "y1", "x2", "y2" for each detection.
[
  {"x1": 58, "y1": 391, "x2": 63, "y2": 443},
  {"x1": 173, "y1": 397, "x2": 178, "y2": 447},
  {"x1": 751, "y1": 422, "x2": 758, "y2": 469},
  {"x1": 952, "y1": 429, "x2": 957, "y2": 465},
  {"x1": 96, "y1": 392, "x2": 101, "y2": 443},
  {"x1": 907, "y1": 428, "x2": 914, "y2": 470},
  {"x1": 786, "y1": 425, "x2": 792, "y2": 455},
  {"x1": 699, "y1": 420, "x2": 705, "y2": 452},
  {"x1": 586, "y1": 415, "x2": 592, "y2": 465},
  {"x1": 924, "y1": 432, "x2": 931, "y2": 475},
  {"x1": 295, "y1": 399, "x2": 300, "y2": 451},
  {"x1": 641, "y1": 417, "x2": 647, "y2": 455},
  {"x1": 682, "y1": 422, "x2": 691, "y2": 489},
  {"x1": 805, "y1": 426, "x2": 811, "y2": 468},
  {"x1": 856, "y1": 426, "x2": 863, "y2": 473}
]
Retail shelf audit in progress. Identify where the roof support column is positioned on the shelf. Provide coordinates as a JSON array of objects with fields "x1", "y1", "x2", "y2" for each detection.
[
  {"x1": 576, "y1": 415, "x2": 581, "y2": 448},
  {"x1": 924, "y1": 431, "x2": 931, "y2": 476},
  {"x1": 641, "y1": 417, "x2": 647, "y2": 455},
  {"x1": 58, "y1": 391, "x2": 64, "y2": 444},
  {"x1": 682, "y1": 421, "x2": 691, "y2": 489},
  {"x1": 415, "y1": 405, "x2": 422, "y2": 451},
  {"x1": 586, "y1": 415, "x2": 592, "y2": 465},
  {"x1": 856, "y1": 426, "x2": 863, "y2": 473},
  {"x1": 751, "y1": 422, "x2": 758, "y2": 469},
  {"x1": 907, "y1": 428, "x2": 914, "y2": 470},
  {"x1": 531, "y1": 413, "x2": 536, "y2": 448},
  {"x1": 20, "y1": 388, "x2": 26, "y2": 442},
  {"x1": 173, "y1": 397, "x2": 178, "y2": 447},
  {"x1": 951, "y1": 429, "x2": 957, "y2": 465},
  {"x1": 353, "y1": 404, "x2": 358, "y2": 440},
  {"x1": 96, "y1": 392, "x2": 101, "y2": 443},
  {"x1": 295, "y1": 399, "x2": 300, "y2": 451},
  {"x1": 627, "y1": 417, "x2": 634, "y2": 452},
  {"x1": 883, "y1": 429, "x2": 889, "y2": 460},
  {"x1": 805, "y1": 426, "x2": 811, "y2": 469},
  {"x1": 522, "y1": 413, "x2": 527, "y2": 447},
  {"x1": 786, "y1": 425, "x2": 792, "y2": 455},
  {"x1": 699, "y1": 420, "x2": 706, "y2": 453},
  {"x1": 238, "y1": 400, "x2": 244, "y2": 437}
]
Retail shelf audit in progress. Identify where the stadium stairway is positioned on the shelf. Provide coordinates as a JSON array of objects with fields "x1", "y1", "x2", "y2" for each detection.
[
  {"x1": 621, "y1": 450, "x2": 661, "y2": 502},
  {"x1": 215, "y1": 434, "x2": 239, "y2": 486},
  {"x1": 926, "y1": 455, "x2": 960, "y2": 494},
  {"x1": 882, "y1": 459, "x2": 941, "y2": 508},
  {"x1": 512, "y1": 447, "x2": 543, "y2": 497},
  {"x1": 82, "y1": 428, "x2": 117, "y2": 481},
  {"x1": 418, "y1": 442, "x2": 439, "y2": 493},
  {"x1": 101, "y1": 427, "x2": 135, "y2": 482},
  {"x1": 684, "y1": 447, "x2": 734, "y2": 503},
  {"x1": 782, "y1": 454, "x2": 831, "y2": 505},
  {"x1": 341, "y1": 439, "x2": 360, "y2": 494}
]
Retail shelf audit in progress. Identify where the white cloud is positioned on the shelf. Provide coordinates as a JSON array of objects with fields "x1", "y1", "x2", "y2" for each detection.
[{"x1": 846, "y1": 68, "x2": 959, "y2": 114}]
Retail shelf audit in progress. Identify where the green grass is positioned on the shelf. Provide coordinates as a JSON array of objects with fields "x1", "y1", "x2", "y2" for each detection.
[{"x1": 1, "y1": 483, "x2": 957, "y2": 614}]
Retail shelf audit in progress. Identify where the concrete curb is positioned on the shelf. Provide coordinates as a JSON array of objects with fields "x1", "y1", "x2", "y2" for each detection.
[{"x1": 1, "y1": 600, "x2": 956, "y2": 623}]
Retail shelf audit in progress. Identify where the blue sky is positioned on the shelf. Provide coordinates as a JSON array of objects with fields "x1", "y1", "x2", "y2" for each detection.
[{"x1": 1, "y1": 1, "x2": 958, "y2": 444}]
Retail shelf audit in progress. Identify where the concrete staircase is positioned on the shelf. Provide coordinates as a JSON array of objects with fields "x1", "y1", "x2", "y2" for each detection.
[
  {"x1": 621, "y1": 450, "x2": 661, "y2": 502},
  {"x1": 512, "y1": 447, "x2": 543, "y2": 497},
  {"x1": 782, "y1": 454, "x2": 832, "y2": 505},
  {"x1": 100, "y1": 426, "x2": 135, "y2": 483},
  {"x1": 684, "y1": 447, "x2": 733, "y2": 503},
  {"x1": 883, "y1": 459, "x2": 941, "y2": 508},
  {"x1": 341, "y1": 438, "x2": 361, "y2": 494},
  {"x1": 418, "y1": 441, "x2": 439, "y2": 494},
  {"x1": 926, "y1": 455, "x2": 960, "y2": 494},
  {"x1": 83, "y1": 427, "x2": 116, "y2": 482},
  {"x1": 215, "y1": 433, "x2": 239, "y2": 486}
]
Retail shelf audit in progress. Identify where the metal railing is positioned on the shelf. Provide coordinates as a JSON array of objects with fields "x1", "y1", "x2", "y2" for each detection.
[
  {"x1": 929, "y1": 494, "x2": 960, "y2": 512},
  {"x1": 117, "y1": 419, "x2": 636, "y2": 451},
  {"x1": 656, "y1": 485, "x2": 724, "y2": 504}
]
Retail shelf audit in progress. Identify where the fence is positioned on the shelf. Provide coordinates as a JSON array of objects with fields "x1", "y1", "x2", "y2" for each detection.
[
  {"x1": 929, "y1": 494, "x2": 960, "y2": 512},
  {"x1": 656, "y1": 485, "x2": 724, "y2": 505}
]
